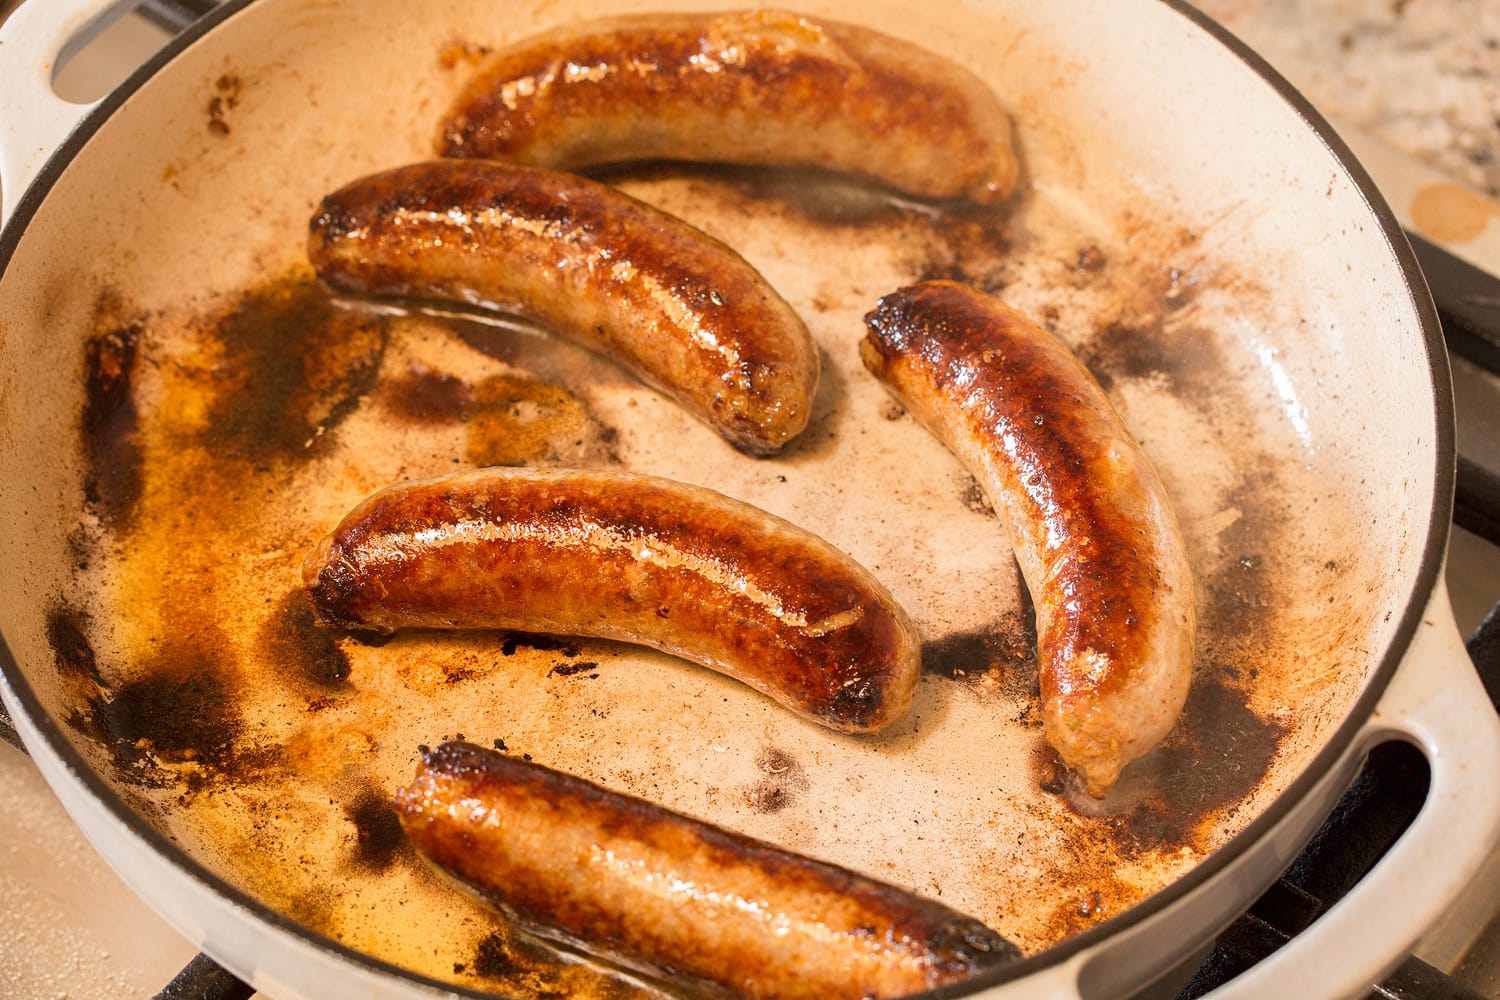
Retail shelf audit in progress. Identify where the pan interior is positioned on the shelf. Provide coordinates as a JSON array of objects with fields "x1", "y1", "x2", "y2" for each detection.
[{"x1": 0, "y1": 0, "x2": 1438, "y2": 994}]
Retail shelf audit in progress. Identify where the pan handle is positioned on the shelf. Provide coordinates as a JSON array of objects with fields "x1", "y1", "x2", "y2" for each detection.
[
  {"x1": 1207, "y1": 582, "x2": 1500, "y2": 999},
  {"x1": 0, "y1": 0, "x2": 141, "y2": 225}
]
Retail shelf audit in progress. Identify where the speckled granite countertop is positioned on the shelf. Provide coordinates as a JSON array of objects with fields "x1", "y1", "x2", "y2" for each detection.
[{"x1": 1198, "y1": 0, "x2": 1500, "y2": 196}]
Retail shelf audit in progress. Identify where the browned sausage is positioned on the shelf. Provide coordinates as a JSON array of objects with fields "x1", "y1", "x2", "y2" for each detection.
[
  {"x1": 308, "y1": 160, "x2": 817, "y2": 455},
  {"x1": 439, "y1": 10, "x2": 1019, "y2": 204},
  {"x1": 861, "y1": 282, "x2": 1196, "y2": 796},
  {"x1": 394, "y1": 741, "x2": 1021, "y2": 999},
  {"x1": 304, "y1": 467, "x2": 920, "y2": 734}
]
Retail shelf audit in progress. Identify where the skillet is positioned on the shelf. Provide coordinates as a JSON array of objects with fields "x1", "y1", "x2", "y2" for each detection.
[{"x1": 1, "y1": 0, "x2": 1497, "y2": 997}]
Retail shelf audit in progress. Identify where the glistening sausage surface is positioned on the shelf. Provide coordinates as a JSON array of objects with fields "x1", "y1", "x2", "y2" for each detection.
[
  {"x1": 304, "y1": 467, "x2": 920, "y2": 734},
  {"x1": 308, "y1": 160, "x2": 818, "y2": 455},
  {"x1": 394, "y1": 742, "x2": 1021, "y2": 999},
  {"x1": 439, "y1": 9, "x2": 1020, "y2": 204},
  {"x1": 861, "y1": 282, "x2": 1196, "y2": 796}
]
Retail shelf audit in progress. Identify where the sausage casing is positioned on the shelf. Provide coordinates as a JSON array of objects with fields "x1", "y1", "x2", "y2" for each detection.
[
  {"x1": 439, "y1": 10, "x2": 1020, "y2": 204},
  {"x1": 861, "y1": 282, "x2": 1196, "y2": 796},
  {"x1": 304, "y1": 467, "x2": 920, "y2": 734},
  {"x1": 394, "y1": 742, "x2": 1021, "y2": 999},
  {"x1": 308, "y1": 160, "x2": 818, "y2": 455}
]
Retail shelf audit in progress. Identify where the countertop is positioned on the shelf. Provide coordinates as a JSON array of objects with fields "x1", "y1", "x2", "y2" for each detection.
[{"x1": 1200, "y1": 0, "x2": 1500, "y2": 199}]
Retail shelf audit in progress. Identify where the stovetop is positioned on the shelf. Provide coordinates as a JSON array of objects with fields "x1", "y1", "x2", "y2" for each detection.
[{"x1": 0, "y1": 2, "x2": 1498, "y2": 999}]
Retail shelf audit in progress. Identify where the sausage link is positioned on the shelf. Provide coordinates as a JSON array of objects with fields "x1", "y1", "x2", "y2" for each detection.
[
  {"x1": 304, "y1": 467, "x2": 919, "y2": 734},
  {"x1": 439, "y1": 10, "x2": 1019, "y2": 204},
  {"x1": 395, "y1": 741, "x2": 1021, "y2": 999},
  {"x1": 861, "y1": 282, "x2": 1196, "y2": 796},
  {"x1": 308, "y1": 160, "x2": 817, "y2": 455}
]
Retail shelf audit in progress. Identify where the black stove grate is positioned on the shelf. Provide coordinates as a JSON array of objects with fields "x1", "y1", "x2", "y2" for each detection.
[{"x1": 154, "y1": 953, "x2": 256, "y2": 1000}]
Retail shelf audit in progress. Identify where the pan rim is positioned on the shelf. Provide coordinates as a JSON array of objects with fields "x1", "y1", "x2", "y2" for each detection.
[{"x1": 0, "y1": 0, "x2": 1456, "y2": 994}]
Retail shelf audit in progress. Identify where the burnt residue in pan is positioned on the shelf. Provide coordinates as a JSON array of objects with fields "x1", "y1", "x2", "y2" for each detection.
[
  {"x1": 922, "y1": 612, "x2": 1038, "y2": 708},
  {"x1": 81, "y1": 319, "x2": 144, "y2": 529},
  {"x1": 50, "y1": 599, "x2": 278, "y2": 793},
  {"x1": 502, "y1": 633, "x2": 583, "y2": 659},
  {"x1": 744, "y1": 746, "x2": 809, "y2": 815},
  {"x1": 1201, "y1": 467, "x2": 1282, "y2": 658},
  {"x1": 1079, "y1": 319, "x2": 1229, "y2": 406},
  {"x1": 471, "y1": 926, "x2": 558, "y2": 981},
  {"x1": 379, "y1": 356, "x2": 623, "y2": 467},
  {"x1": 1075, "y1": 245, "x2": 1107, "y2": 273},
  {"x1": 89, "y1": 664, "x2": 238, "y2": 773},
  {"x1": 46, "y1": 604, "x2": 106, "y2": 690},
  {"x1": 1079, "y1": 639, "x2": 1279, "y2": 851},
  {"x1": 63, "y1": 634, "x2": 279, "y2": 793},
  {"x1": 913, "y1": 202, "x2": 1014, "y2": 294},
  {"x1": 466, "y1": 374, "x2": 603, "y2": 467},
  {"x1": 382, "y1": 366, "x2": 474, "y2": 423},
  {"x1": 1063, "y1": 227, "x2": 1241, "y2": 429},
  {"x1": 1037, "y1": 871, "x2": 1136, "y2": 943},
  {"x1": 206, "y1": 74, "x2": 242, "y2": 137},
  {"x1": 958, "y1": 476, "x2": 996, "y2": 517},
  {"x1": 262, "y1": 590, "x2": 353, "y2": 694},
  {"x1": 1148, "y1": 467, "x2": 1292, "y2": 834},
  {"x1": 464, "y1": 923, "x2": 648, "y2": 999},
  {"x1": 439, "y1": 656, "x2": 488, "y2": 686},
  {"x1": 345, "y1": 788, "x2": 407, "y2": 871},
  {"x1": 198, "y1": 272, "x2": 388, "y2": 462},
  {"x1": 547, "y1": 661, "x2": 601, "y2": 678},
  {"x1": 67, "y1": 524, "x2": 95, "y2": 574},
  {"x1": 1122, "y1": 676, "x2": 1283, "y2": 849}
]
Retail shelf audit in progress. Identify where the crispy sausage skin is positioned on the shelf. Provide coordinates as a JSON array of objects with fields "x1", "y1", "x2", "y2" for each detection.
[
  {"x1": 861, "y1": 282, "x2": 1195, "y2": 796},
  {"x1": 304, "y1": 467, "x2": 920, "y2": 734},
  {"x1": 395, "y1": 742, "x2": 1021, "y2": 999},
  {"x1": 308, "y1": 160, "x2": 817, "y2": 455},
  {"x1": 438, "y1": 10, "x2": 1020, "y2": 204}
]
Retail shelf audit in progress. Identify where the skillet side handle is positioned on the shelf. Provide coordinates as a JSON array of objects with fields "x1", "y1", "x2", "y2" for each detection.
[
  {"x1": 0, "y1": 0, "x2": 137, "y2": 226},
  {"x1": 1207, "y1": 583, "x2": 1500, "y2": 1000}
]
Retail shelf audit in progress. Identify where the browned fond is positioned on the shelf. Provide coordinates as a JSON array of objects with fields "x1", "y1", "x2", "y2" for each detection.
[
  {"x1": 438, "y1": 9, "x2": 1019, "y2": 204},
  {"x1": 308, "y1": 160, "x2": 817, "y2": 454},
  {"x1": 303, "y1": 467, "x2": 921, "y2": 733},
  {"x1": 394, "y1": 742, "x2": 1021, "y2": 999},
  {"x1": 861, "y1": 282, "x2": 1196, "y2": 795}
]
